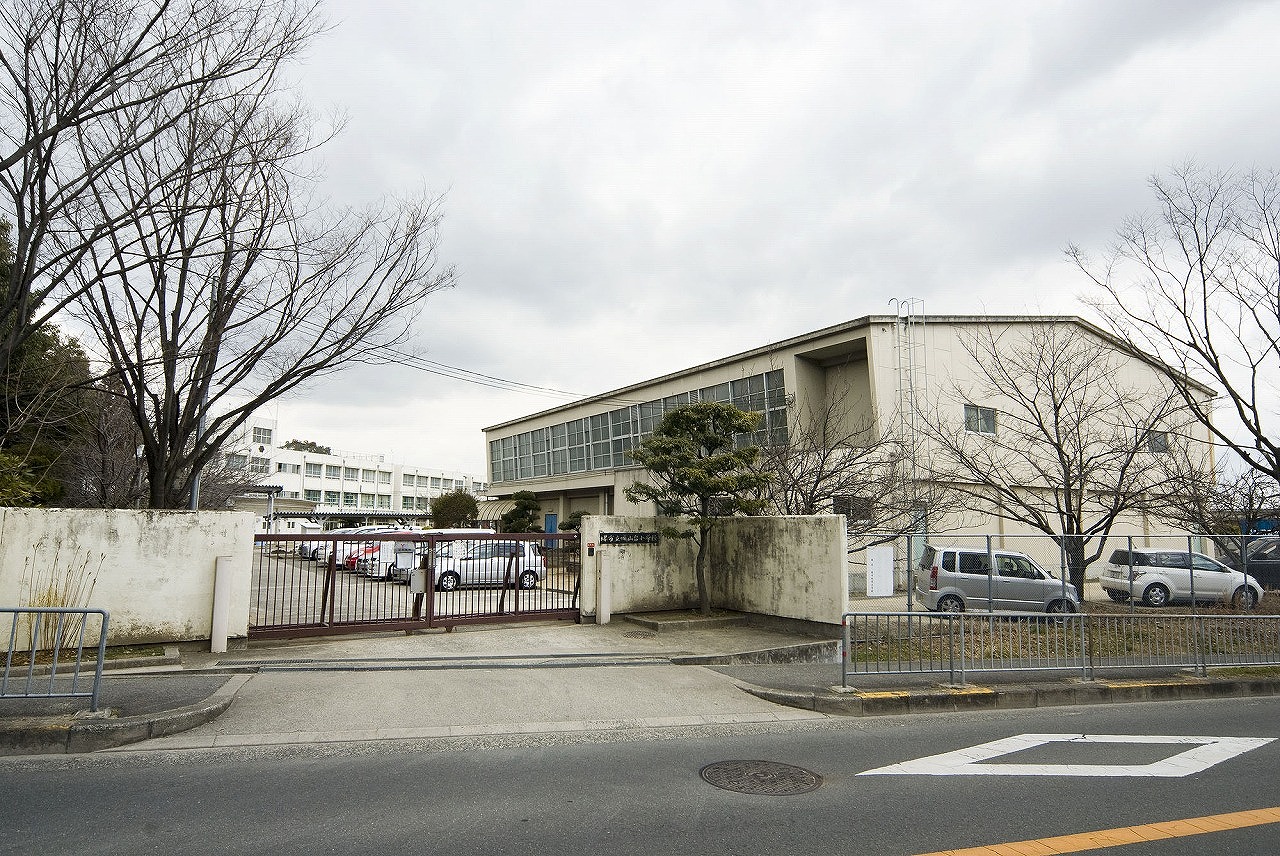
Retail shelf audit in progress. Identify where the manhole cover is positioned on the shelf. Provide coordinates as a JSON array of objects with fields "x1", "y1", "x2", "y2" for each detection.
[
  {"x1": 623, "y1": 630, "x2": 657, "y2": 639},
  {"x1": 699, "y1": 760, "x2": 822, "y2": 795}
]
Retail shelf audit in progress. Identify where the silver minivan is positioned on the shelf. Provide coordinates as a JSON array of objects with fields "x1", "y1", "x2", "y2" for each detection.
[{"x1": 916, "y1": 544, "x2": 1079, "y2": 614}]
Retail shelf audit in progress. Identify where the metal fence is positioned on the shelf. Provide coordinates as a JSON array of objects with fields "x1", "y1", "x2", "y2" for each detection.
[
  {"x1": 841, "y1": 611, "x2": 1280, "y2": 686},
  {"x1": 251, "y1": 532, "x2": 580, "y2": 637},
  {"x1": 2, "y1": 607, "x2": 110, "y2": 712}
]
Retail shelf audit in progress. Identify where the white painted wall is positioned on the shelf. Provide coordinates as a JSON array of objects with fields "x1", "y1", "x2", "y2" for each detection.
[
  {"x1": 580, "y1": 514, "x2": 847, "y2": 626},
  {"x1": 0, "y1": 508, "x2": 256, "y2": 648}
]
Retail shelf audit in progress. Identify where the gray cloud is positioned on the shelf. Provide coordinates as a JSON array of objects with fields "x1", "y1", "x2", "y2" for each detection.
[{"x1": 270, "y1": 0, "x2": 1280, "y2": 475}]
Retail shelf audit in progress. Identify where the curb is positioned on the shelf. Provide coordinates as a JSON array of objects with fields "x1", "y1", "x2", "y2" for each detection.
[
  {"x1": 11, "y1": 646, "x2": 183, "y2": 679},
  {"x1": 671, "y1": 640, "x2": 840, "y2": 666},
  {"x1": 739, "y1": 675, "x2": 1280, "y2": 716},
  {"x1": 0, "y1": 674, "x2": 249, "y2": 755}
]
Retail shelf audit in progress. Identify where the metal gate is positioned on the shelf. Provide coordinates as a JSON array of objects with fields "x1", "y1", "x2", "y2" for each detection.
[{"x1": 249, "y1": 532, "x2": 580, "y2": 639}]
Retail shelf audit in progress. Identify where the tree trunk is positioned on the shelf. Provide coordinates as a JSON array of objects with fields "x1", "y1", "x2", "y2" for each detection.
[
  {"x1": 1065, "y1": 538, "x2": 1088, "y2": 598},
  {"x1": 695, "y1": 523, "x2": 711, "y2": 616}
]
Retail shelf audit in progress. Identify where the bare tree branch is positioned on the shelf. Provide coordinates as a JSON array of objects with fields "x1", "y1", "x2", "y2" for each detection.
[
  {"x1": 0, "y1": 0, "x2": 324, "y2": 395},
  {"x1": 918, "y1": 321, "x2": 1193, "y2": 592},
  {"x1": 64, "y1": 38, "x2": 454, "y2": 508},
  {"x1": 1074, "y1": 163, "x2": 1280, "y2": 484}
]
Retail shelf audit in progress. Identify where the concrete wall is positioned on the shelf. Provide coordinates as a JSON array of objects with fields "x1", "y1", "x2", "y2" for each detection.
[
  {"x1": 580, "y1": 514, "x2": 847, "y2": 626},
  {"x1": 712, "y1": 516, "x2": 848, "y2": 624},
  {"x1": 0, "y1": 508, "x2": 256, "y2": 647}
]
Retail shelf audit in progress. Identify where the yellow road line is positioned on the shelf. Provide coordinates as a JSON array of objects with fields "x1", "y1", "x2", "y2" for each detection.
[{"x1": 914, "y1": 806, "x2": 1280, "y2": 855}]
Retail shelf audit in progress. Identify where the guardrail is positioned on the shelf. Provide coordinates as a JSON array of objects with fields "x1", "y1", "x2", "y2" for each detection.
[
  {"x1": 841, "y1": 611, "x2": 1280, "y2": 687},
  {"x1": 2, "y1": 607, "x2": 110, "y2": 712}
]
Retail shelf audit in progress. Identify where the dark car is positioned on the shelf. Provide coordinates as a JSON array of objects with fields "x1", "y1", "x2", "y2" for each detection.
[{"x1": 1232, "y1": 538, "x2": 1280, "y2": 590}]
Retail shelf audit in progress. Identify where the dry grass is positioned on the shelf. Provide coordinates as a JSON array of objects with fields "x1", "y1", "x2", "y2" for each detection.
[{"x1": 19, "y1": 539, "x2": 105, "y2": 655}]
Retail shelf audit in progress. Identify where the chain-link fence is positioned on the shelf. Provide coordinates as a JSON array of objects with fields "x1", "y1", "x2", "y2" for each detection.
[{"x1": 848, "y1": 532, "x2": 1277, "y2": 613}]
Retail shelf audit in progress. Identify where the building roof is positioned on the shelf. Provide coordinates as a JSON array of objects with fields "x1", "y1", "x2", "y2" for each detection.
[{"x1": 483, "y1": 314, "x2": 1215, "y2": 432}]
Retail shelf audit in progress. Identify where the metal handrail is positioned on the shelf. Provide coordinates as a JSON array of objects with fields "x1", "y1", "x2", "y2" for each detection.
[
  {"x1": 2, "y1": 607, "x2": 110, "y2": 712},
  {"x1": 841, "y1": 611, "x2": 1280, "y2": 688}
]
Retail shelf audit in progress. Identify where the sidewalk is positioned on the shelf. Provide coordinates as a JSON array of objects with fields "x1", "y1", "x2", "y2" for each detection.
[{"x1": 5, "y1": 607, "x2": 1280, "y2": 755}]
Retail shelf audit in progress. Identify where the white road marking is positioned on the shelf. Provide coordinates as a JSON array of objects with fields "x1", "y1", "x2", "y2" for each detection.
[{"x1": 859, "y1": 733, "x2": 1275, "y2": 777}]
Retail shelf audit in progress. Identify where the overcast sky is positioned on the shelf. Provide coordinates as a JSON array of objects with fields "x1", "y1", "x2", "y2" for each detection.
[{"x1": 259, "y1": 0, "x2": 1280, "y2": 478}]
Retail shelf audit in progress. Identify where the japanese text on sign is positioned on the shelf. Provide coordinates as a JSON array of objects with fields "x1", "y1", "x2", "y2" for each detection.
[{"x1": 600, "y1": 531, "x2": 661, "y2": 545}]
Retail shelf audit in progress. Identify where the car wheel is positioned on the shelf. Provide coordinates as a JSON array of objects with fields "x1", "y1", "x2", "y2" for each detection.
[
  {"x1": 937, "y1": 594, "x2": 964, "y2": 613},
  {"x1": 1047, "y1": 599, "x2": 1075, "y2": 614},
  {"x1": 1233, "y1": 586, "x2": 1259, "y2": 611},
  {"x1": 1142, "y1": 583, "x2": 1170, "y2": 608},
  {"x1": 436, "y1": 571, "x2": 460, "y2": 592},
  {"x1": 1106, "y1": 589, "x2": 1130, "y2": 603},
  {"x1": 517, "y1": 570, "x2": 538, "y2": 590}
]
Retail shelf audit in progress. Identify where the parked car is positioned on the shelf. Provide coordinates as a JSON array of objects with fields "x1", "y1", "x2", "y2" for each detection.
[
  {"x1": 915, "y1": 544, "x2": 1079, "y2": 614},
  {"x1": 1229, "y1": 538, "x2": 1280, "y2": 590},
  {"x1": 306, "y1": 526, "x2": 399, "y2": 563},
  {"x1": 383, "y1": 529, "x2": 498, "y2": 583},
  {"x1": 434, "y1": 540, "x2": 546, "y2": 591},
  {"x1": 1099, "y1": 548, "x2": 1262, "y2": 609},
  {"x1": 346, "y1": 529, "x2": 497, "y2": 580}
]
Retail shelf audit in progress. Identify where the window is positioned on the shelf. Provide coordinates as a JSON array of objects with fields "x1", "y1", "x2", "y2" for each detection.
[
  {"x1": 252, "y1": 427, "x2": 273, "y2": 445},
  {"x1": 416, "y1": 496, "x2": 429, "y2": 510},
  {"x1": 431, "y1": 477, "x2": 442, "y2": 489},
  {"x1": 226, "y1": 454, "x2": 248, "y2": 469},
  {"x1": 376, "y1": 494, "x2": 391, "y2": 509},
  {"x1": 325, "y1": 465, "x2": 341, "y2": 479},
  {"x1": 378, "y1": 471, "x2": 391, "y2": 484},
  {"x1": 958, "y1": 552, "x2": 992, "y2": 574},
  {"x1": 360, "y1": 493, "x2": 375, "y2": 508},
  {"x1": 361, "y1": 469, "x2": 377, "y2": 482},
  {"x1": 342, "y1": 492, "x2": 357, "y2": 507},
  {"x1": 964, "y1": 404, "x2": 997, "y2": 435},
  {"x1": 283, "y1": 491, "x2": 300, "y2": 499},
  {"x1": 304, "y1": 489, "x2": 321, "y2": 502},
  {"x1": 486, "y1": 370, "x2": 789, "y2": 482},
  {"x1": 402, "y1": 496, "x2": 415, "y2": 510},
  {"x1": 832, "y1": 495, "x2": 873, "y2": 523},
  {"x1": 403, "y1": 473, "x2": 416, "y2": 486},
  {"x1": 1144, "y1": 430, "x2": 1169, "y2": 454},
  {"x1": 343, "y1": 467, "x2": 358, "y2": 480},
  {"x1": 997, "y1": 556, "x2": 1039, "y2": 579},
  {"x1": 276, "y1": 462, "x2": 300, "y2": 474},
  {"x1": 248, "y1": 457, "x2": 269, "y2": 474},
  {"x1": 305, "y1": 462, "x2": 322, "y2": 477},
  {"x1": 323, "y1": 490, "x2": 340, "y2": 505}
]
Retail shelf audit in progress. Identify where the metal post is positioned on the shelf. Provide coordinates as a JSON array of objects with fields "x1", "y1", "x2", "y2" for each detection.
[
  {"x1": 1187, "y1": 535, "x2": 1197, "y2": 614},
  {"x1": 985, "y1": 535, "x2": 996, "y2": 613},
  {"x1": 841, "y1": 616, "x2": 849, "y2": 689},
  {"x1": 1080, "y1": 613, "x2": 1090, "y2": 681},
  {"x1": 948, "y1": 614, "x2": 956, "y2": 685},
  {"x1": 1127, "y1": 535, "x2": 1136, "y2": 614},
  {"x1": 90, "y1": 611, "x2": 109, "y2": 712}
]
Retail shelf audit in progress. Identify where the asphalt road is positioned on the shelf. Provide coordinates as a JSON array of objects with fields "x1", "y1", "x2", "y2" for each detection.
[{"x1": 4, "y1": 696, "x2": 1280, "y2": 855}]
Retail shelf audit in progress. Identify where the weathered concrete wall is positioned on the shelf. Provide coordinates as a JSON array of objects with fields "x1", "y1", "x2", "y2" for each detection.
[
  {"x1": 581, "y1": 514, "x2": 846, "y2": 626},
  {"x1": 712, "y1": 516, "x2": 847, "y2": 625},
  {"x1": 0, "y1": 508, "x2": 256, "y2": 647},
  {"x1": 579, "y1": 516, "x2": 700, "y2": 619}
]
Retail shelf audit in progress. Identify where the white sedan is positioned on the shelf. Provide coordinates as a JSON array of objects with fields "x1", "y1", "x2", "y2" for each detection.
[{"x1": 433, "y1": 541, "x2": 545, "y2": 591}]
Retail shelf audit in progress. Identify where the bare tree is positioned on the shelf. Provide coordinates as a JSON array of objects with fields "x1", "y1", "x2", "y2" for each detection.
[
  {"x1": 918, "y1": 321, "x2": 1190, "y2": 593},
  {"x1": 755, "y1": 384, "x2": 931, "y2": 535},
  {"x1": 1072, "y1": 164, "x2": 1280, "y2": 485},
  {"x1": 1153, "y1": 444, "x2": 1280, "y2": 564},
  {"x1": 67, "y1": 43, "x2": 454, "y2": 508},
  {"x1": 0, "y1": 0, "x2": 322, "y2": 435}
]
